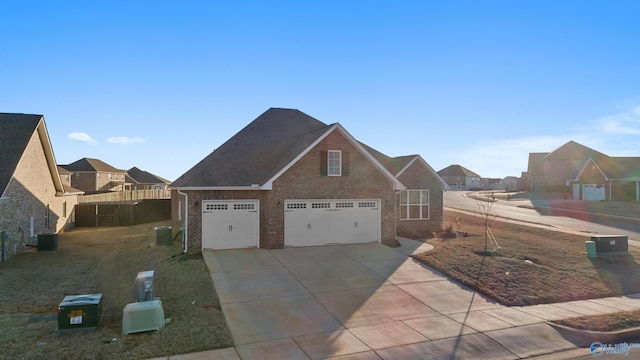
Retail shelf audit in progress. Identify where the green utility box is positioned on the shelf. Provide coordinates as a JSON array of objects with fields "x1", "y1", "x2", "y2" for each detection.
[
  {"x1": 585, "y1": 241, "x2": 597, "y2": 258},
  {"x1": 57, "y1": 294, "x2": 103, "y2": 330}
]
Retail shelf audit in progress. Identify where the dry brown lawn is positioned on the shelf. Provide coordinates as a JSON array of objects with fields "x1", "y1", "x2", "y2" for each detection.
[
  {"x1": 414, "y1": 210, "x2": 640, "y2": 307},
  {"x1": 0, "y1": 222, "x2": 232, "y2": 359},
  {"x1": 554, "y1": 309, "x2": 640, "y2": 332}
]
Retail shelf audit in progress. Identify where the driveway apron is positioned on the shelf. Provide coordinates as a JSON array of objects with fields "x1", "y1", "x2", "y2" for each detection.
[{"x1": 203, "y1": 240, "x2": 601, "y2": 359}]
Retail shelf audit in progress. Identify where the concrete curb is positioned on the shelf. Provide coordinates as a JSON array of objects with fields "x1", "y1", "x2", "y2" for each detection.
[{"x1": 547, "y1": 321, "x2": 640, "y2": 347}]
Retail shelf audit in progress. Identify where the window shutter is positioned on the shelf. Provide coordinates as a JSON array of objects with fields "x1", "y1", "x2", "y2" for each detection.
[
  {"x1": 342, "y1": 151, "x2": 349, "y2": 176},
  {"x1": 320, "y1": 151, "x2": 328, "y2": 176}
]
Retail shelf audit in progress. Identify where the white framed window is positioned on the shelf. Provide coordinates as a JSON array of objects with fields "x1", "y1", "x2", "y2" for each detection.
[
  {"x1": 400, "y1": 190, "x2": 430, "y2": 220},
  {"x1": 328, "y1": 150, "x2": 341, "y2": 176}
]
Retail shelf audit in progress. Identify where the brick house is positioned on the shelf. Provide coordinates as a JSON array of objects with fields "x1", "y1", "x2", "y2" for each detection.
[
  {"x1": 0, "y1": 113, "x2": 82, "y2": 261},
  {"x1": 437, "y1": 164, "x2": 482, "y2": 190},
  {"x1": 61, "y1": 158, "x2": 130, "y2": 193},
  {"x1": 170, "y1": 108, "x2": 447, "y2": 252},
  {"x1": 126, "y1": 167, "x2": 170, "y2": 190},
  {"x1": 527, "y1": 140, "x2": 640, "y2": 201}
]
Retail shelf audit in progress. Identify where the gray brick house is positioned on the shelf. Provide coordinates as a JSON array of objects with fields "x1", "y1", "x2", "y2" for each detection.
[
  {"x1": 170, "y1": 108, "x2": 447, "y2": 252},
  {"x1": 0, "y1": 113, "x2": 82, "y2": 261}
]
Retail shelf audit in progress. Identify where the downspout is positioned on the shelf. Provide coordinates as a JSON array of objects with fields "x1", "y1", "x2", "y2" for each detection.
[
  {"x1": 395, "y1": 191, "x2": 401, "y2": 242},
  {"x1": 177, "y1": 189, "x2": 188, "y2": 254}
]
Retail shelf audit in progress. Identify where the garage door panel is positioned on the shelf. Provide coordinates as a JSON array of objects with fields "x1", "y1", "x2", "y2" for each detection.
[
  {"x1": 583, "y1": 184, "x2": 605, "y2": 201},
  {"x1": 284, "y1": 199, "x2": 380, "y2": 247},
  {"x1": 202, "y1": 201, "x2": 259, "y2": 250}
]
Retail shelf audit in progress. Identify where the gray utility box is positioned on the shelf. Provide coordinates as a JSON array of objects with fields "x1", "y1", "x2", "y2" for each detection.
[
  {"x1": 135, "y1": 270, "x2": 155, "y2": 302},
  {"x1": 591, "y1": 235, "x2": 628, "y2": 253},
  {"x1": 57, "y1": 294, "x2": 103, "y2": 330},
  {"x1": 154, "y1": 226, "x2": 172, "y2": 246}
]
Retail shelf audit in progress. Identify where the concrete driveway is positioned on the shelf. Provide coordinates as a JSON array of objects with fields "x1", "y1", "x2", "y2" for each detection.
[{"x1": 201, "y1": 239, "x2": 636, "y2": 359}]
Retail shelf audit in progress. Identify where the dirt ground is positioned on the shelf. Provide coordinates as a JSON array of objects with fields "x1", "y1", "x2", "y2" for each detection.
[
  {"x1": 415, "y1": 210, "x2": 640, "y2": 307},
  {"x1": 0, "y1": 222, "x2": 232, "y2": 360}
]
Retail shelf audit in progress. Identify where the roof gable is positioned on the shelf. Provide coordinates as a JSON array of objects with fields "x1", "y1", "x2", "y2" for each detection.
[
  {"x1": 437, "y1": 164, "x2": 481, "y2": 178},
  {"x1": 261, "y1": 123, "x2": 405, "y2": 190},
  {"x1": 396, "y1": 156, "x2": 449, "y2": 189},
  {"x1": 127, "y1": 167, "x2": 170, "y2": 184},
  {"x1": 546, "y1": 141, "x2": 608, "y2": 162},
  {"x1": 575, "y1": 157, "x2": 608, "y2": 181},
  {"x1": 63, "y1": 158, "x2": 125, "y2": 172},
  {"x1": 171, "y1": 108, "x2": 405, "y2": 190},
  {"x1": 0, "y1": 113, "x2": 65, "y2": 196}
]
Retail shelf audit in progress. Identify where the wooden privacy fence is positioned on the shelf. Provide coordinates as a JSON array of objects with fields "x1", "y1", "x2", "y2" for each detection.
[
  {"x1": 75, "y1": 199, "x2": 171, "y2": 227},
  {"x1": 78, "y1": 189, "x2": 171, "y2": 204}
]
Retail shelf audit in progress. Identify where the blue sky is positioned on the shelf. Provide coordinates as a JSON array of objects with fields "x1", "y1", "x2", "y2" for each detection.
[{"x1": 2, "y1": 1, "x2": 639, "y2": 182}]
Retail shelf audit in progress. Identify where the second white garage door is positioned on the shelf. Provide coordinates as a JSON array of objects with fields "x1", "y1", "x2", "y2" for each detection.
[
  {"x1": 284, "y1": 199, "x2": 380, "y2": 247},
  {"x1": 202, "y1": 200, "x2": 259, "y2": 250}
]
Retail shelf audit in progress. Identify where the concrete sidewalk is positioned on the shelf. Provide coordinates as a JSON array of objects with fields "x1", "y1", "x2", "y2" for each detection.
[{"x1": 154, "y1": 239, "x2": 640, "y2": 359}]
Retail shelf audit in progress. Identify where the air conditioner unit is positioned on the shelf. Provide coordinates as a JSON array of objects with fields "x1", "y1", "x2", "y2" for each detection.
[
  {"x1": 122, "y1": 300, "x2": 165, "y2": 335},
  {"x1": 135, "y1": 270, "x2": 155, "y2": 302}
]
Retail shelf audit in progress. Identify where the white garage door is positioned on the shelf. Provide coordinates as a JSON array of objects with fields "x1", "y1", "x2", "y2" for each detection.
[
  {"x1": 284, "y1": 199, "x2": 380, "y2": 247},
  {"x1": 202, "y1": 200, "x2": 259, "y2": 250},
  {"x1": 583, "y1": 184, "x2": 605, "y2": 201}
]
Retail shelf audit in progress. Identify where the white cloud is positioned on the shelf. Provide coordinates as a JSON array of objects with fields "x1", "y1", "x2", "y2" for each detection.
[
  {"x1": 592, "y1": 107, "x2": 640, "y2": 135},
  {"x1": 107, "y1": 136, "x2": 145, "y2": 145},
  {"x1": 68, "y1": 132, "x2": 97, "y2": 144}
]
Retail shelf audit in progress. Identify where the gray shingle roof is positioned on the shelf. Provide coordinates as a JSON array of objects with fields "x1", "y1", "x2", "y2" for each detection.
[
  {"x1": 359, "y1": 142, "x2": 415, "y2": 176},
  {"x1": 171, "y1": 108, "x2": 331, "y2": 187},
  {"x1": 546, "y1": 141, "x2": 608, "y2": 162},
  {"x1": 62, "y1": 158, "x2": 125, "y2": 172},
  {"x1": 127, "y1": 167, "x2": 170, "y2": 184},
  {"x1": 0, "y1": 113, "x2": 44, "y2": 195},
  {"x1": 437, "y1": 164, "x2": 481, "y2": 178},
  {"x1": 598, "y1": 157, "x2": 640, "y2": 180}
]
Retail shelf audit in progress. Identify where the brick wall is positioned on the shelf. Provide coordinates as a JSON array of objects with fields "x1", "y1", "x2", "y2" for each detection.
[
  {"x1": 269, "y1": 131, "x2": 396, "y2": 248},
  {"x1": 172, "y1": 130, "x2": 398, "y2": 251},
  {"x1": 1, "y1": 131, "x2": 77, "y2": 262},
  {"x1": 396, "y1": 160, "x2": 444, "y2": 239},
  {"x1": 71, "y1": 173, "x2": 97, "y2": 192}
]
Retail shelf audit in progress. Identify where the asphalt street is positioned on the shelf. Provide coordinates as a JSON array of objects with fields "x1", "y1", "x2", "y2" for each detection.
[{"x1": 444, "y1": 191, "x2": 640, "y2": 246}]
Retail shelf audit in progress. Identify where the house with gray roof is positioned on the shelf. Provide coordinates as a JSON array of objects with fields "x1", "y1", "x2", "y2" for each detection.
[
  {"x1": 526, "y1": 140, "x2": 640, "y2": 201},
  {"x1": 1, "y1": 113, "x2": 82, "y2": 261},
  {"x1": 437, "y1": 164, "x2": 482, "y2": 190},
  {"x1": 61, "y1": 158, "x2": 130, "y2": 193},
  {"x1": 126, "y1": 167, "x2": 170, "y2": 190},
  {"x1": 170, "y1": 108, "x2": 447, "y2": 252}
]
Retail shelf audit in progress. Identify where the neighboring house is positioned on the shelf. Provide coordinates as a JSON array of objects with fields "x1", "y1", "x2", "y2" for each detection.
[
  {"x1": 170, "y1": 108, "x2": 447, "y2": 252},
  {"x1": 126, "y1": 167, "x2": 170, "y2": 190},
  {"x1": 61, "y1": 158, "x2": 130, "y2": 193},
  {"x1": 526, "y1": 140, "x2": 640, "y2": 201},
  {"x1": 437, "y1": 164, "x2": 482, "y2": 190},
  {"x1": 0, "y1": 113, "x2": 82, "y2": 261},
  {"x1": 58, "y1": 166, "x2": 73, "y2": 188},
  {"x1": 498, "y1": 176, "x2": 523, "y2": 191},
  {"x1": 483, "y1": 178, "x2": 502, "y2": 190}
]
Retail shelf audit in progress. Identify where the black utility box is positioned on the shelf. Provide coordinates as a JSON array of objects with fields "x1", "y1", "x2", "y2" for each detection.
[
  {"x1": 591, "y1": 235, "x2": 628, "y2": 253},
  {"x1": 57, "y1": 294, "x2": 103, "y2": 330},
  {"x1": 37, "y1": 233, "x2": 58, "y2": 251}
]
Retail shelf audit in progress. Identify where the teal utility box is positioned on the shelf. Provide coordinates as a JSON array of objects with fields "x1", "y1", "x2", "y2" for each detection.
[{"x1": 57, "y1": 294, "x2": 103, "y2": 330}]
